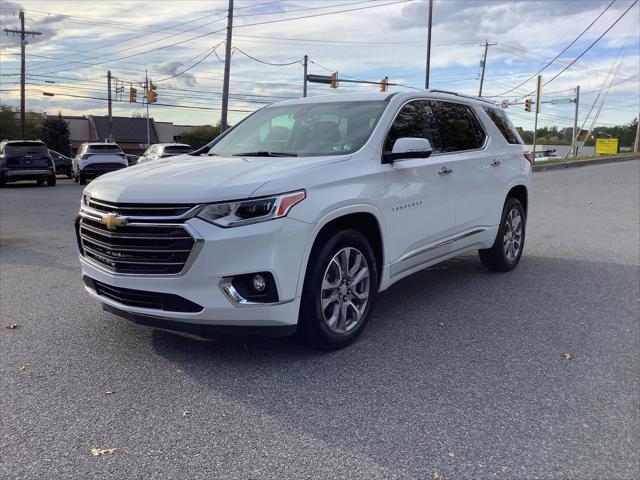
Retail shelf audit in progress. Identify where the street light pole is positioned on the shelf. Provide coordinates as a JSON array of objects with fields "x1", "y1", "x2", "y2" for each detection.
[
  {"x1": 572, "y1": 85, "x2": 580, "y2": 157},
  {"x1": 220, "y1": 0, "x2": 234, "y2": 132},
  {"x1": 303, "y1": 54, "x2": 308, "y2": 97},
  {"x1": 424, "y1": 0, "x2": 432, "y2": 89}
]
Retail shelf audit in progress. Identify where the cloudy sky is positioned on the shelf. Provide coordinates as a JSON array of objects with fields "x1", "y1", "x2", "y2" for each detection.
[{"x1": 0, "y1": 0, "x2": 638, "y2": 131}]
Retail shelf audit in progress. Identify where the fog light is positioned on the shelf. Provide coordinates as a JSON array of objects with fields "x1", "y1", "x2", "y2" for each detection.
[{"x1": 252, "y1": 274, "x2": 266, "y2": 293}]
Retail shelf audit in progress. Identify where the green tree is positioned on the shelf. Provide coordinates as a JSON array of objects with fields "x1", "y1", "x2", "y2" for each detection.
[
  {"x1": 179, "y1": 124, "x2": 221, "y2": 149},
  {"x1": 24, "y1": 111, "x2": 44, "y2": 140},
  {"x1": 0, "y1": 104, "x2": 19, "y2": 140},
  {"x1": 42, "y1": 113, "x2": 71, "y2": 155}
]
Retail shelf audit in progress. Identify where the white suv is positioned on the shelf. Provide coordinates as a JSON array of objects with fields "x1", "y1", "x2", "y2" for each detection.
[
  {"x1": 73, "y1": 142, "x2": 128, "y2": 185},
  {"x1": 76, "y1": 91, "x2": 531, "y2": 349}
]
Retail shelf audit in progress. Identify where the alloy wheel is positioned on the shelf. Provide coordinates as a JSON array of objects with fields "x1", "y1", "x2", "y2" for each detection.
[
  {"x1": 320, "y1": 247, "x2": 370, "y2": 334},
  {"x1": 503, "y1": 207, "x2": 523, "y2": 261}
]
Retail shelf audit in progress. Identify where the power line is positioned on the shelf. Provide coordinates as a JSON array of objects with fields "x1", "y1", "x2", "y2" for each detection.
[
  {"x1": 232, "y1": 46, "x2": 302, "y2": 66},
  {"x1": 488, "y1": 0, "x2": 618, "y2": 97},
  {"x1": 155, "y1": 42, "x2": 226, "y2": 82},
  {"x1": 515, "y1": 0, "x2": 638, "y2": 101}
]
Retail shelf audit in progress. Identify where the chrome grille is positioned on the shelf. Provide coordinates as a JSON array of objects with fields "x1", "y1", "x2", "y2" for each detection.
[
  {"x1": 77, "y1": 216, "x2": 197, "y2": 275},
  {"x1": 84, "y1": 197, "x2": 195, "y2": 217}
]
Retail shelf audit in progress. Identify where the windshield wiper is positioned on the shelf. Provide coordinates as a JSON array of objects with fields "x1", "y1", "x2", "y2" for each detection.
[{"x1": 232, "y1": 151, "x2": 297, "y2": 157}]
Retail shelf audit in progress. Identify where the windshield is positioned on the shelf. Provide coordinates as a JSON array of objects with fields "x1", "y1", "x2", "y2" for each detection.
[
  {"x1": 5, "y1": 143, "x2": 47, "y2": 155},
  {"x1": 88, "y1": 144, "x2": 122, "y2": 153},
  {"x1": 208, "y1": 100, "x2": 388, "y2": 157},
  {"x1": 164, "y1": 145, "x2": 193, "y2": 154}
]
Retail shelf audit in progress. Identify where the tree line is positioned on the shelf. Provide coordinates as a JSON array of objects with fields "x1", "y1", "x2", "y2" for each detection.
[
  {"x1": 515, "y1": 117, "x2": 637, "y2": 147},
  {"x1": 0, "y1": 104, "x2": 72, "y2": 155}
]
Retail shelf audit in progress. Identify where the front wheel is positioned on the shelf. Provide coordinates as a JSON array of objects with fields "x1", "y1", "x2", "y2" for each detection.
[
  {"x1": 479, "y1": 197, "x2": 526, "y2": 272},
  {"x1": 79, "y1": 172, "x2": 87, "y2": 185},
  {"x1": 47, "y1": 173, "x2": 56, "y2": 186},
  {"x1": 298, "y1": 229, "x2": 378, "y2": 350}
]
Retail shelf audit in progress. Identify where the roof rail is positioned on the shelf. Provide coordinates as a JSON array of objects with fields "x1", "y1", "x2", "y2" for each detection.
[{"x1": 428, "y1": 89, "x2": 497, "y2": 105}]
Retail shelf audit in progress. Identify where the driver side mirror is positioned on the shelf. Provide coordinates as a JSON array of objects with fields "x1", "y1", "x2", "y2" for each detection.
[{"x1": 382, "y1": 137, "x2": 433, "y2": 163}]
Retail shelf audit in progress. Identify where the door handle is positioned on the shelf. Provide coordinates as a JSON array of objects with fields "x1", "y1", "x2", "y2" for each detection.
[
  {"x1": 438, "y1": 167, "x2": 453, "y2": 175},
  {"x1": 491, "y1": 159, "x2": 501, "y2": 167}
]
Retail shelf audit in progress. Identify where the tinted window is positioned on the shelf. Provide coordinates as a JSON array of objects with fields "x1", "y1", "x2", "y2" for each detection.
[
  {"x1": 431, "y1": 101, "x2": 485, "y2": 152},
  {"x1": 483, "y1": 107, "x2": 522, "y2": 144},
  {"x1": 164, "y1": 145, "x2": 193, "y2": 154},
  {"x1": 88, "y1": 144, "x2": 122, "y2": 153},
  {"x1": 385, "y1": 100, "x2": 442, "y2": 153},
  {"x1": 5, "y1": 142, "x2": 47, "y2": 155}
]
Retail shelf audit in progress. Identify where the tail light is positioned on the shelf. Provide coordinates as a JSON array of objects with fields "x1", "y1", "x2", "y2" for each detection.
[{"x1": 524, "y1": 152, "x2": 534, "y2": 165}]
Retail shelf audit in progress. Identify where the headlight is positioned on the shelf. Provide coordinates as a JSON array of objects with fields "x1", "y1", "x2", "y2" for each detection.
[{"x1": 196, "y1": 190, "x2": 305, "y2": 228}]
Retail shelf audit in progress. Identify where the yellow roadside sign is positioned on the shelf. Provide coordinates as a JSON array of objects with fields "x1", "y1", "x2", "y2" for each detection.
[{"x1": 595, "y1": 138, "x2": 619, "y2": 155}]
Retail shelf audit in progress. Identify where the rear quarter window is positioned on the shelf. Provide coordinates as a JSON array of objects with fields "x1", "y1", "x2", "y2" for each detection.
[
  {"x1": 430, "y1": 101, "x2": 486, "y2": 152},
  {"x1": 483, "y1": 107, "x2": 523, "y2": 144}
]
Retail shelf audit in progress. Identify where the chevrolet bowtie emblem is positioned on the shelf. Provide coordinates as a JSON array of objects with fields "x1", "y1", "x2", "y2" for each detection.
[{"x1": 100, "y1": 213, "x2": 127, "y2": 230}]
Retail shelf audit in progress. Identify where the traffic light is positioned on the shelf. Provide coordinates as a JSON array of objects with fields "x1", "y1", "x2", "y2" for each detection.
[
  {"x1": 524, "y1": 98, "x2": 532, "y2": 112},
  {"x1": 147, "y1": 82, "x2": 157, "y2": 103},
  {"x1": 330, "y1": 72, "x2": 338, "y2": 89},
  {"x1": 380, "y1": 76, "x2": 388, "y2": 92},
  {"x1": 129, "y1": 86, "x2": 137, "y2": 103}
]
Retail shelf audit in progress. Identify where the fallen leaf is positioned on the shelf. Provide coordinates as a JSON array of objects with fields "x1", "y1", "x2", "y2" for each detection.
[
  {"x1": 182, "y1": 410, "x2": 191, "y2": 416},
  {"x1": 432, "y1": 471, "x2": 441, "y2": 480},
  {"x1": 105, "y1": 391, "x2": 114, "y2": 395},
  {"x1": 5, "y1": 323, "x2": 18, "y2": 330},
  {"x1": 91, "y1": 448, "x2": 116, "y2": 457},
  {"x1": 448, "y1": 452, "x2": 455, "y2": 459},
  {"x1": 439, "y1": 322, "x2": 445, "y2": 327},
  {"x1": 176, "y1": 368, "x2": 183, "y2": 373},
  {"x1": 582, "y1": 422, "x2": 590, "y2": 429},
  {"x1": 500, "y1": 465, "x2": 508, "y2": 472},
  {"x1": 562, "y1": 353, "x2": 574, "y2": 360}
]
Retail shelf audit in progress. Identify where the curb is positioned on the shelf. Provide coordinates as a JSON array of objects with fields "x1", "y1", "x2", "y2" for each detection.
[{"x1": 533, "y1": 154, "x2": 640, "y2": 172}]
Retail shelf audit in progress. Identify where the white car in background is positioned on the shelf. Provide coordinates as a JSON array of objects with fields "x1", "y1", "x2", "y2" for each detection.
[
  {"x1": 77, "y1": 91, "x2": 531, "y2": 349},
  {"x1": 72, "y1": 143, "x2": 128, "y2": 185},
  {"x1": 137, "y1": 143, "x2": 193, "y2": 163}
]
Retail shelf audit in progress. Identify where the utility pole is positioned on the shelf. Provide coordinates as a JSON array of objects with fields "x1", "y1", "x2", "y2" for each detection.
[
  {"x1": 532, "y1": 75, "x2": 542, "y2": 156},
  {"x1": 572, "y1": 85, "x2": 580, "y2": 157},
  {"x1": 220, "y1": 0, "x2": 234, "y2": 133},
  {"x1": 424, "y1": 0, "x2": 433, "y2": 89},
  {"x1": 4, "y1": 10, "x2": 41, "y2": 139},
  {"x1": 478, "y1": 41, "x2": 497, "y2": 97},
  {"x1": 107, "y1": 70, "x2": 113, "y2": 142},
  {"x1": 145, "y1": 69, "x2": 150, "y2": 148},
  {"x1": 634, "y1": 112, "x2": 640, "y2": 153},
  {"x1": 303, "y1": 54, "x2": 308, "y2": 97}
]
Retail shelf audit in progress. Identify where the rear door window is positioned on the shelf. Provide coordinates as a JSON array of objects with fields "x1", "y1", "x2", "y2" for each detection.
[
  {"x1": 164, "y1": 145, "x2": 193, "y2": 154},
  {"x1": 430, "y1": 101, "x2": 485, "y2": 152},
  {"x1": 88, "y1": 144, "x2": 122, "y2": 153},
  {"x1": 482, "y1": 107, "x2": 523, "y2": 144},
  {"x1": 385, "y1": 100, "x2": 443, "y2": 153},
  {"x1": 5, "y1": 142, "x2": 48, "y2": 155}
]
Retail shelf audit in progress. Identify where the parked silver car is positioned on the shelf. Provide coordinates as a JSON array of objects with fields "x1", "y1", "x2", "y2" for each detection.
[{"x1": 137, "y1": 143, "x2": 193, "y2": 163}]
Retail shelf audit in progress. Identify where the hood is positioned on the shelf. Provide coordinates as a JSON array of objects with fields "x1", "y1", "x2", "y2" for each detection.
[{"x1": 84, "y1": 153, "x2": 348, "y2": 204}]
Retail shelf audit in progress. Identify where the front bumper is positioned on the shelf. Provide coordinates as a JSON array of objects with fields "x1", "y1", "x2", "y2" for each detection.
[
  {"x1": 80, "y1": 164, "x2": 126, "y2": 177},
  {"x1": 79, "y1": 216, "x2": 312, "y2": 328}
]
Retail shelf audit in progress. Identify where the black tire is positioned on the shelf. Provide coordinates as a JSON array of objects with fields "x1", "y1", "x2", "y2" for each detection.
[
  {"x1": 47, "y1": 173, "x2": 56, "y2": 186},
  {"x1": 0, "y1": 176, "x2": 6, "y2": 187},
  {"x1": 66, "y1": 168, "x2": 73, "y2": 179},
  {"x1": 479, "y1": 197, "x2": 526, "y2": 272},
  {"x1": 37, "y1": 179, "x2": 45, "y2": 185},
  {"x1": 298, "y1": 228, "x2": 378, "y2": 350},
  {"x1": 79, "y1": 173, "x2": 87, "y2": 185}
]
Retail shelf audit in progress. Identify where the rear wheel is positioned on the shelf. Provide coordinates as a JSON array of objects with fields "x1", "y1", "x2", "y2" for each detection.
[
  {"x1": 66, "y1": 168, "x2": 73, "y2": 179},
  {"x1": 479, "y1": 197, "x2": 525, "y2": 272},
  {"x1": 298, "y1": 229, "x2": 378, "y2": 350},
  {"x1": 47, "y1": 173, "x2": 56, "y2": 186},
  {"x1": 79, "y1": 173, "x2": 87, "y2": 185}
]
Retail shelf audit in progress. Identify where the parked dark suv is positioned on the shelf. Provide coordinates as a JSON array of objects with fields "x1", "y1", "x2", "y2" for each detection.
[{"x1": 0, "y1": 140, "x2": 56, "y2": 186}]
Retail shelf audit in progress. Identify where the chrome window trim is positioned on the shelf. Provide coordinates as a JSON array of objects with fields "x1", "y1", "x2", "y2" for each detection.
[{"x1": 381, "y1": 97, "x2": 489, "y2": 160}]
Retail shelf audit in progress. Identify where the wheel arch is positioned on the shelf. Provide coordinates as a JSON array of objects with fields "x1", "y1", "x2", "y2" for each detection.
[
  {"x1": 295, "y1": 205, "x2": 386, "y2": 297},
  {"x1": 506, "y1": 184, "x2": 528, "y2": 216}
]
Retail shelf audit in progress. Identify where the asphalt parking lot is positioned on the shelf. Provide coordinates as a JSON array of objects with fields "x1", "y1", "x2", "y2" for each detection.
[{"x1": 1, "y1": 160, "x2": 638, "y2": 480}]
